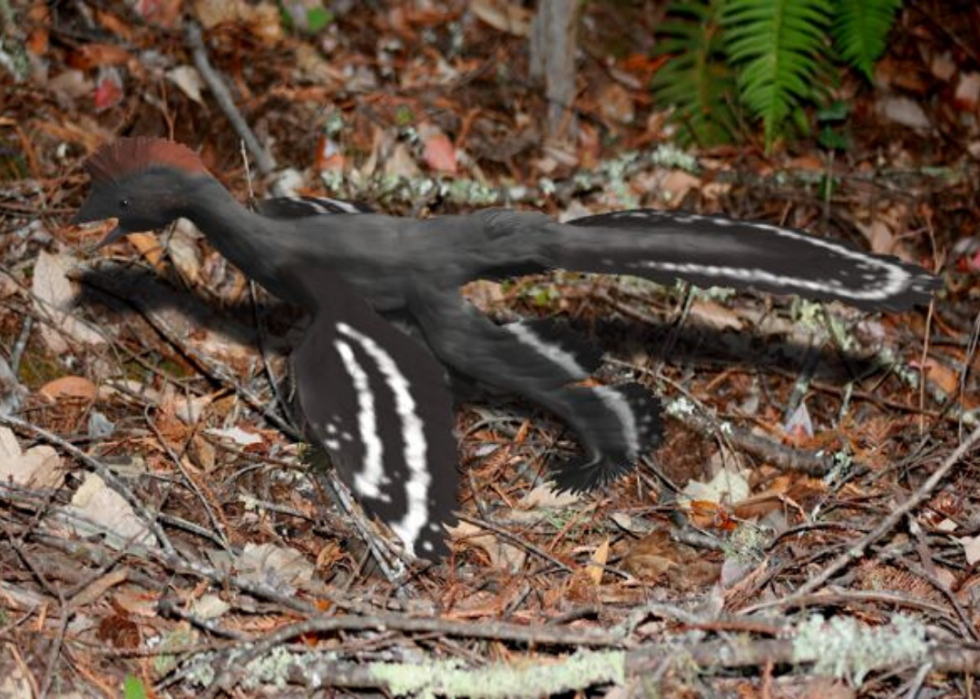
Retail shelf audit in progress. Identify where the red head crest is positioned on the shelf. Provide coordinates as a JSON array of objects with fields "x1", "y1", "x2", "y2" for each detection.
[{"x1": 83, "y1": 137, "x2": 208, "y2": 185}]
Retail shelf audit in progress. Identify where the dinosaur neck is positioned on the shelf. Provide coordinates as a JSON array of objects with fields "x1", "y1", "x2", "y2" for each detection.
[{"x1": 184, "y1": 178, "x2": 300, "y2": 303}]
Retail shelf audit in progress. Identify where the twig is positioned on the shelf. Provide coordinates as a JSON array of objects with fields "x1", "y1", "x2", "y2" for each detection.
[
  {"x1": 790, "y1": 424, "x2": 980, "y2": 599},
  {"x1": 959, "y1": 305, "x2": 980, "y2": 442},
  {"x1": 919, "y1": 298, "x2": 935, "y2": 434},
  {"x1": 0, "y1": 413, "x2": 177, "y2": 557},
  {"x1": 9, "y1": 314, "x2": 31, "y2": 374},
  {"x1": 612, "y1": 358, "x2": 834, "y2": 476},
  {"x1": 144, "y1": 407, "x2": 231, "y2": 551},
  {"x1": 185, "y1": 22, "x2": 276, "y2": 175},
  {"x1": 456, "y1": 512, "x2": 573, "y2": 573}
]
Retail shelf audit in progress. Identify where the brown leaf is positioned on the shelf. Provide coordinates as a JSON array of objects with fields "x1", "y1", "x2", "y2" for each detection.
[
  {"x1": 72, "y1": 568, "x2": 128, "y2": 607},
  {"x1": 97, "y1": 614, "x2": 141, "y2": 648},
  {"x1": 597, "y1": 83, "x2": 635, "y2": 127},
  {"x1": 94, "y1": 9, "x2": 136, "y2": 40},
  {"x1": 0, "y1": 427, "x2": 64, "y2": 489},
  {"x1": 585, "y1": 537, "x2": 610, "y2": 586},
  {"x1": 448, "y1": 521, "x2": 527, "y2": 571},
  {"x1": 94, "y1": 68, "x2": 125, "y2": 112},
  {"x1": 732, "y1": 475, "x2": 827, "y2": 520},
  {"x1": 422, "y1": 126, "x2": 457, "y2": 174},
  {"x1": 690, "y1": 300, "x2": 744, "y2": 331},
  {"x1": 623, "y1": 531, "x2": 678, "y2": 581},
  {"x1": 855, "y1": 220, "x2": 896, "y2": 256},
  {"x1": 565, "y1": 570, "x2": 601, "y2": 604},
  {"x1": 625, "y1": 530, "x2": 721, "y2": 590},
  {"x1": 39, "y1": 375, "x2": 97, "y2": 402},
  {"x1": 916, "y1": 357, "x2": 960, "y2": 396},
  {"x1": 659, "y1": 170, "x2": 701, "y2": 202},
  {"x1": 26, "y1": 3, "x2": 50, "y2": 55},
  {"x1": 68, "y1": 44, "x2": 133, "y2": 70},
  {"x1": 470, "y1": 0, "x2": 532, "y2": 36},
  {"x1": 125, "y1": 231, "x2": 166, "y2": 268}
]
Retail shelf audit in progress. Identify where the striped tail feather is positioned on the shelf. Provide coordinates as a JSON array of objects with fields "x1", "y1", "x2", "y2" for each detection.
[{"x1": 541, "y1": 209, "x2": 940, "y2": 312}]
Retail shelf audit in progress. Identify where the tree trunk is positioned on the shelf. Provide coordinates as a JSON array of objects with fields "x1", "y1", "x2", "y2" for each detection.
[{"x1": 530, "y1": 0, "x2": 580, "y2": 140}]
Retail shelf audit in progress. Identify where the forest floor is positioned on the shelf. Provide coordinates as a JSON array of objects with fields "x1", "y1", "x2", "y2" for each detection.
[{"x1": 1, "y1": 1, "x2": 980, "y2": 697}]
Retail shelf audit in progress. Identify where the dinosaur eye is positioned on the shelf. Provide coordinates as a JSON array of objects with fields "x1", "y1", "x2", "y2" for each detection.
[{"x1": 119, "y1": 198, "x2": 130, "y2": 209}]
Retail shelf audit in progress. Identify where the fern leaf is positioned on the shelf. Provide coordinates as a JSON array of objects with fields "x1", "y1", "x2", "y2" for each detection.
[
  {"x1": 652, "y1": 0, "x2": 738, "y2": 147},
  {"x1": 833, "y1": 0, "x2": 903, "y2": 81},
  {"x1": 723, "y1": 0, "x2": 833, "y2": 151}
]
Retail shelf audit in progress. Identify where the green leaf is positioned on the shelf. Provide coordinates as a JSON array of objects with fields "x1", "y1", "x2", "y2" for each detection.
[
  {"x1": 818, "y1": 126, "x2": 849, "y2": 150},
  {"x1": 306, "y1": 6, "x2": 334, "y2": 33},
  {"x1": 124, "y1": 676, "x2": 148, "y2": 699},
  {"x1": 832, "y1": 0, "x2": 903, "y2": 81},
  {"x1": 652, "y1": 0, "x2": 739, "y2": 147},
  {"x1": 722, "y1": 0, "x2": 833, "y2": 151},
  {"x1": 394, "y1": 105, "x2": 415, "y2": 127},
  {"x1": 817, "y1": 99, "x2": 850, "y2": 122}
]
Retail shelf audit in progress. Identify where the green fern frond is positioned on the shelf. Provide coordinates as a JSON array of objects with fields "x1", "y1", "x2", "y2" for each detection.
[
  {"x1": 652, "y1": 0, "x2": 738, "y2": 147},
  {"x1": 723, "y1": 0, "x2": 833, "y2": 151},
  {"x1": 833, "y1": 0, "x2": 903, "y2": 81}
]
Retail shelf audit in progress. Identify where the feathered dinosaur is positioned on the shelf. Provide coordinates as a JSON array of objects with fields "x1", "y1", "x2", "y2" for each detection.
[{"x1": 72, "y1": 137, "x2": 940, "y2": 558}]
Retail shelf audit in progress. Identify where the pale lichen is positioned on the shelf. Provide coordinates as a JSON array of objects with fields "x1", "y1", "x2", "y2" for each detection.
[
  {"x1": 665, "y1": 396, "x2": 697, "y2": 418},
  {"x1": 792, "y1": 614, "x2": 928, "y2": 685},
  {"x1": 369, "y1": 649, "x2": 626, "y2": 699}
]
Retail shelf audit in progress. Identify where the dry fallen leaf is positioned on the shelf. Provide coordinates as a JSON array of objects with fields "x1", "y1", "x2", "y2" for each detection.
[
  {"x1": 168, "y1": 219, "x2": 203, "y2": 285},
  {"x1": 32, "y1": 251, "x2": 105, "y2": 352},
  {"x1": 64, "y1": 473, "x2": 154, "y2": 549},
  {"x1": 470, "y1": 0, "x2": 532, "y2": 36},
  {"x1": 585, "y1": 537, "x2": 610, "y2": 586},
  {"x1": 624, "y1": 531, "x2": 721, "y2": 589},
  {"x1": 683, "y1": 467, "x2": 751, "y2": 506},
  {"x1": 597, "y1": 83, "x2": 635, "y2": 126},
  {"x1": 166, "y1": 65, "x2": 206, "y2": 105},
  {"x1": 0, "y1": 426, "x2": 64, "y2": 489},
  {"x1": 855, "y1": 220, "x2": 896, "y2": 256},
  {"x1": 959, "y1": 534, "x2": 980, "y2": 566},
  {"x1": 659, "y1": 170, "x2": 702, "y2": 203},
  {"x1": 206, "y1": 426, "x2": 264, "y2": 446},
  {"x1": 448, "y1": 520, "x2": 527, "y2": 572},
  {"x1": 876, "y1": 95, "x2": 931, "y2": 130},
  {"x1": 690, "y1": 300, "x2": 744, "y2": 331},
  {"x1": 384, "y1": 142, "x2": 422, "y2": 179},
  {"x1": 125, "y1": 232, "x2": 166, "y2": 268},
  {"x1": 623, "y1": 530, "x2": 678, "y2": 581},
  {"x1": 420, "y1": 124, "x2": 457, "y2": 174},
  {"x1": 520, "y1": 483, "x2": 581, "y2": 510},
  {"x1": 39, "y1": 375, "x2": 97, "y2": 402},
  {"x1": 733, "y1": 475, "x2": 827, "y2": 520},
  {"x1": 239, "y1": 542, "x2": 315, "y2": 591}
]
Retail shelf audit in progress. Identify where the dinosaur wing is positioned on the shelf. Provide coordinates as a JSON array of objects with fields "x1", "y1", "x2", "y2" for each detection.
[{"x1": 286, "y1": 265, "x2": 457, "y2": 559}]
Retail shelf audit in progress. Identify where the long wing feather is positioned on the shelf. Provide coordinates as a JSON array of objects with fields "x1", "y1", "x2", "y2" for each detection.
[{"x1": 287, "y1": 266, "x2": 457, "y2": 559}]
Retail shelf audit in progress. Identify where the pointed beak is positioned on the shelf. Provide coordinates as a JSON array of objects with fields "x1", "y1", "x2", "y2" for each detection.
[
  {"x1": 73, "y1": 195, "x2": 129, "y2": 250},
  {"x1": 92, "y1": 225, "x2": 128, "y2": 249}
]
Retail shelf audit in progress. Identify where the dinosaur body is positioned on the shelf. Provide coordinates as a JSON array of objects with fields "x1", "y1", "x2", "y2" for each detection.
[{"x1": 73, "y1": 137, "x2": 940, "y2": 558}]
